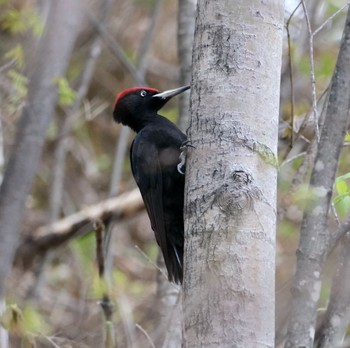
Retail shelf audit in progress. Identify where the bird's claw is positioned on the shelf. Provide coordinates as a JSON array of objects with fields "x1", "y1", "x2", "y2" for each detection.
[
  {"x1": 177, "y1": 140, "x2": 195, "y2": 175},
  {"x1": 180, "y1": 140, "x2": 196, "y2": 151}
]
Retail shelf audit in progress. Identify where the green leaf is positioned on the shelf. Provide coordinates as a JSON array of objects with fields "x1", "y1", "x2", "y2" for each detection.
[
  {"x1": 336, "y1": 172, "x2": 350, "y2": 182},
  {"x1": 6, "y1": 69, "x2": 28, "y2": 106},
  {"x1": 334, "y1": 195, "x2": 350, "y2": 218},
  {"x1": 1, "y1": 9, "x2": 26, "y2": 33},
  {"x1": 0, "y1": 7, "x2": 43, "y2": 36},
  {"x1": 4, "y1": 44, "x2": 25, "y2": 68},
  {"x1": 335, "y1": 179, "x2": 349, "y2": 195},
  {"x1": 53, "y1": 76, "x2": 77, "y2": 106},
  {"x1": 345, "y1": 132, "x2": 350, "y2": 142}
]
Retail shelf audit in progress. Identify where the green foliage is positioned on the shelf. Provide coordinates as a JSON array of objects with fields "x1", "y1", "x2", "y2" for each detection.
[
  {"x1": 4, "y1": 43, "x2": 24, "y2": 68},
  {"x1": 6, "y1": 68, "x2": 28, "y2": 106},
  {"x1": 53, "y1": 76, "x2": 77, "y2": 106},
  {"x1": 254, "y1": 142, "x2": 278, "y2": 168},
  {"x1": 70, "y1": 232, "x2": 96, "y2": 270},
  {"x1": 1, "y1": 303, "x2": 49, "y2": 336},
  {"x1": 161, "y1": 107, "x2": 179, "y2": 124},
  {"x1": 278, "y1": 220, "x2": 296, "y2": 239},
  {"x1": 334, "y1": 172, "x2": 350, "y2": 218},
  {"x1": 0, "y1": 6, "x2": 43, "y2": 36},
  {"x1": 292, "y1": 184, "x2": 319, "y2": 212},
  {"x1": 96, "y1": 154, "x2": 112, "y2": 172},
  {"x1": 345, "y1": 131, "x2": 350, "y2": 142}
]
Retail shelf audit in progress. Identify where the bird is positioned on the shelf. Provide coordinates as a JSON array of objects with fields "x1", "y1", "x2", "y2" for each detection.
[{"x1": 113, "y1": 85, "x2": 190, "y2": 284}]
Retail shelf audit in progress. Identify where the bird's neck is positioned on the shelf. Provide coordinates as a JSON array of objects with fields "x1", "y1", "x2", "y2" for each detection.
[{"x1": 130, "y1": 112, "x2": 165, "y2": 133}]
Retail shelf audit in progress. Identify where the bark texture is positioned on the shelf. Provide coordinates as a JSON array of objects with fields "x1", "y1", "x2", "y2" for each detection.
[
  {"x1": 183, "y1": 1, "x2": 284, "y2": 347},
  {"x1": 285, "y1": 8, "x2": 350, "y2": 348},
  {"x1": 0, "y1": 0, "x2": 83, "y2": 298},
  {"x1": 177, "y1": 0, "x2": 196, "y2": 131}
]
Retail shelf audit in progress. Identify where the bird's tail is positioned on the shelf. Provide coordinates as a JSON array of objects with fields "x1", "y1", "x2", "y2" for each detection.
[{"x1": 164, "y1": 244, "x2": 183, "y2": 284}]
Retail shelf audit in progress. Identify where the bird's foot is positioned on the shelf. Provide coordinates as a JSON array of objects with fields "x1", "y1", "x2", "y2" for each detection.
[{"x1": 177, "y1": 140, "x2": 195, "y2": 175}]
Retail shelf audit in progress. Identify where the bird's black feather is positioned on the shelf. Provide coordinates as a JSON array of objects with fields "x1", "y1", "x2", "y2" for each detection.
[{"x1": 113, "y1": 86, "x2": 189, "y2": 284}]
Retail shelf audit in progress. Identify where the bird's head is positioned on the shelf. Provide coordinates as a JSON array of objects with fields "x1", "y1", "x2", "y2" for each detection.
[{"x1": 113, "y1": 86, "x2": 190, "y2": 130}]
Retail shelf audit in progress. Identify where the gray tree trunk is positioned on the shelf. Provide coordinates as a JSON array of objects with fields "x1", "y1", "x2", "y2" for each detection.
[
  {"x1": 183, "y1": 1, "x2": 284, "y2": 347},
  {"x1": 177, "y1": 0, "x2": 196, "y2": 131},
  {"x1": 285, "y1": 8, "x2": 350, "y2": 347},
  {"x1": 0, "y1": 0, "x2": 83, "y2": 298}
]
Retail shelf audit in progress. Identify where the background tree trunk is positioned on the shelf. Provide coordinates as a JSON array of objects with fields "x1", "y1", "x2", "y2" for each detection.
[
  {"x1": 183, "y1": 1, "x2": 284, "y2": 347},
  {"x1": 285, "y1": 8, "x2": 350, "y2": 347},
  {"x1": 0, "y1": 0, "x2": 83, "y2": 298}
]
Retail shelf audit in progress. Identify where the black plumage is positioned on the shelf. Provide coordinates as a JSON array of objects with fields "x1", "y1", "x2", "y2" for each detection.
[{"x1": 113, "y1": 86, "x2": 190, "y2": 284}]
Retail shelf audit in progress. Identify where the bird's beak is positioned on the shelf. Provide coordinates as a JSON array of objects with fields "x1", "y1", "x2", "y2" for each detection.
[{"x1": 152, "y1": 85, "x2": 190, "y2": 100}]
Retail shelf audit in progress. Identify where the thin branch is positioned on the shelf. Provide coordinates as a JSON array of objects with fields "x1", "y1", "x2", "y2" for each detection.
[
  {"x1": 280, "y1": 151, "x2": 306, "y2": 168},
  {"x1": 136, "y1": 323, "x2": 156, "y2": 348},
  {"x1": 134, "y1": 245, "x2": 168, "y2": 279},
  {"x1": 301, "y1": 0, "x2": 319, "y2": 141},
  {"x1": 94, "y1": 221, "x2": 116, "y2": 348},
  {"x1": 313, "y1": 3, "x2": 350, "y2": 37},
  {"x1": 328, "y1": 220, "x2": 350, "y2": 254},
  {"x1": 88, "y1": 13, "x2": 146, "y2": 85},
  {"x1": 285, "y1": 1, "x2": 301, "y2": 147}
]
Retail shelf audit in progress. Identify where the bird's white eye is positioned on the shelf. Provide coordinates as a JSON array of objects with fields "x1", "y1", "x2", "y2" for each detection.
[{"x1": 140, "y1": 90, "x2": 147, "y2": 97}]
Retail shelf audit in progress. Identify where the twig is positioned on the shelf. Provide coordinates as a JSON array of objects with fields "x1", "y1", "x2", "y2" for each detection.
[
  {"x1": 89, "y1": 13, "x2": 146, "y2": 85},
  {"x1": 328, "y1": 219, "x2": 350, "y2": 254},
  {"x1": 301, "y1": 0, "x2": 319, "y2": 141},
  {"x1": 136, "y1": 0, "x2": 164, "y2": 77},
  {"x1": 280, "y1": 151, "x2": 306, "y2": 168},
  {"x1": 285, "y1": 1, "x2": 301, "y2": 147},
  {"x1": 94, "y1": 220, "x2": 116, "y2": 348},
  {"x1": 313, "y1": 3, "x2": 350, "y2": 37},
  {"x1": 0, "y1": 58, "x2": 15, "y2": 74},
  {"x1": 94, "y1": 220, "x2": 105, "y2": 277},
  {"x1": 136, "y1": 323, "x2": 156, "y2": 348},
  {"x1": 134, "y1": 245, "x2": 168, "y2": 279}
]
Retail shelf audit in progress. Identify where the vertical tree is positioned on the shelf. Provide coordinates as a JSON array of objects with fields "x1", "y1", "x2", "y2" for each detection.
[
  {"x1": 183, "y1": 1, "x2": 284, "y2": 347},
  {"x1": 0, "y1": 0, "x2": 83, "y2": 298},
  {"x1": 285, "y1": 7, "x2": 350, "y2": 348}
]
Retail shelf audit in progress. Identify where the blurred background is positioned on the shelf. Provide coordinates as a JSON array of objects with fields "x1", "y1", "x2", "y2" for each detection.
[{"x1": 0, "y1": 0, "x2": 349, "y2": 346}]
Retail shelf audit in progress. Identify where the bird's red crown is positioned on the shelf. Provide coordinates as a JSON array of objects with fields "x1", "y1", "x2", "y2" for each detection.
[{"x1": 114, "y1": 87, "x2": 159, "y2": 107}]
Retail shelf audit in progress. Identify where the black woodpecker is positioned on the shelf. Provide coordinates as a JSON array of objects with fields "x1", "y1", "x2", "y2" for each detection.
[{"x1": 113, "y1": 85, "x2": 190, "y2": 284}]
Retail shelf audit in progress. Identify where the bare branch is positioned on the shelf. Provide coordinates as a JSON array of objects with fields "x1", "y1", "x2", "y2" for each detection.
[
  {"x1": 285, "y1": 1, "x2": 301, "y2": 147},
  {"x1": 301, "y1": 0, "x2": 319, "y2": 140},
  {"x1": 14, "y1": 189, "x2": 143, "y2": 268}
]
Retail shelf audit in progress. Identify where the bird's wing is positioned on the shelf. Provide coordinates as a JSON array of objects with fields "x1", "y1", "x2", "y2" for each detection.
[{"x1": 130, "y1": 135, "x2": 170, "y2": 264}]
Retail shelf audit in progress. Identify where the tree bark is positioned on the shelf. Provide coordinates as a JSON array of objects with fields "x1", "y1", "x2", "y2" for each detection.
[
  {"x1": 315, "y1": 235, "x2": 350, "y2": 348},
  {"x1": 285, "y1": 8, "x2": 350, "y2": 348},
  {"x1": 0, "y1": 0, "x2": 83, "y2": 298},
  {"x1": 183, "y1": 1, "x2": 284, "y2": 347},
  {"x1": 177, "y1": 0, "x2": 196, "y2": 131}
]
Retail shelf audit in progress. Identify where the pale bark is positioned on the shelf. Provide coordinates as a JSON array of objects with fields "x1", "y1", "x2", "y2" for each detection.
[
  {"x1": 177, "y1": 0, "x2": 196, "y2": 131},
  {"x1": 285, "y1": 8, "x2": 350, "y2": 348},
  {"x1": 183, "y1": 1, "x2": 283, "y2": 347},
  {"x1": 0, "y1": 0, "x2": 83, "y2": 298}
]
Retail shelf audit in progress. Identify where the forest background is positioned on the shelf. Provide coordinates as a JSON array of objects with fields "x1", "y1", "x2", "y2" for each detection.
[{"x1": 0, "y1": 0, "x2": 349, "y2": 347}]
